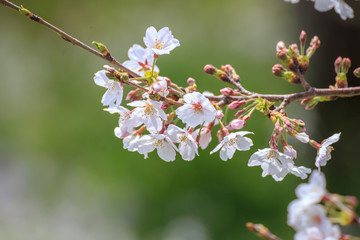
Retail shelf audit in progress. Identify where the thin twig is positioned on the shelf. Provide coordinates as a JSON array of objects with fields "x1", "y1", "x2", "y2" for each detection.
[{"x1": 0, "y1": 0, "x2": 141, "y2": 78}]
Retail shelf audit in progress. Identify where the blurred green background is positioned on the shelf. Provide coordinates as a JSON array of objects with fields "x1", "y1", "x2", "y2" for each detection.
[{"x1": 0, "y1": 0, "x2": 360, "y2": 239}]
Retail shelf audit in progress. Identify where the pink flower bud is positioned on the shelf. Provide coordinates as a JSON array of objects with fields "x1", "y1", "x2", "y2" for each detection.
[
  {"x1": 276, "y1": 41, "x2": 286, "y2": 52},
  {"x1": 334, "y1": 56, "x2": 342, "y2": 73},
  {"x1": 342, "y1": 58, "x2": 351, "y2": 73},
  {"x1": 204, "y1": 64, "x2": 217, "y2": 75},
  {"x1": 223, "y1": 64, "x2": 234, "y2": 72},
  {"x1": 234, "y1": 109, "x2": 246, "y2": 117},
  {"x1": 299, "y1": 30, "x2": 307, "y2": 48},
  {"x1": 187, "y1": 77, "x2": 196, "y2": 85},
  {"x1": 126, "y1": 90, "x2": 139, "y2": 101},
  {"x1": 230, "y1": 119, "x2": 245, "y2": 129},
  {"x1": 228, "y1": 101, "x2": 245, "y2": 110},
  {"x1": 215, "y1": 110, "x2": 224, "y2": 119},
  {"x1": 354, "y1": 67, "x2": 360, "y2": 78},
  {"x1": 272, "y1": 64, "x2": 286, "y2": 77},
  {"x1": 220, "y1": 87, "x2": 234, "y2": 96},
  {"x1": 161, "y1": 103, "x2": 171, "y2": 109}
]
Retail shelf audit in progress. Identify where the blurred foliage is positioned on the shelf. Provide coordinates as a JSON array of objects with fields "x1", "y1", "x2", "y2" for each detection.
[{"x1": 0, "y1": 0, "x2": 359, "y2": 239}]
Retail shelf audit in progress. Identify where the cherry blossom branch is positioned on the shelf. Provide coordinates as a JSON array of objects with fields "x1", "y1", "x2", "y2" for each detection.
[
  {"x1": 0, "y1": 0, "x2": 141, "y2": 78},
  {"x1": 207, "y1": 86, "x2": 360, "y2": 108}
]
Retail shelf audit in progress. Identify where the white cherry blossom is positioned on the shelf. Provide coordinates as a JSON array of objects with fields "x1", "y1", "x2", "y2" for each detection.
[
  {"x1": 167, "y1": 124, "x2": 198, "y2": 161},
  {"x1": 123, "y1": 44, "x2": 159, "y2": 76},
  {"x1": 248, "y1": 148, "x2": 311, "y2": 181},
  {"x1": 284, "y1": 0, "x2": 354, "y2": 20},
  {"x1": 123, "y1": 134, "x2": 141, "y2": 152},
  {"x1": 128, "y1": 100, "x2": 167, "y2": 133},
  {"x1": 94, "y1": 69, "x2": 123, "y2": 107},
  {"x1": 143, "y1": 26, "x2": 180, "y2": 55},
  {"x1": 295, "y1": 170, "x2": 326, "y2": 205},
  {"x1": 175, "y1": 92, "x2": 216, "y2": 128},
  {"x1": 315, "y1": 132, "x2": 341, "y2": 168},
  {"x1": 136, "y1": 134, "x2": 178, "y2": 162},
  {"x1": 294, "y1": 132, "x2": 310, "y2": 143},
  {"x1": 105, "y1": 106, "x2": 139, "y2": 139},
  {"x1": 210, "y1": 131, "x2": 254, "y2": 161},
  {"x1": 191, "y1": 127, "x2": 213, "y2": 150}
]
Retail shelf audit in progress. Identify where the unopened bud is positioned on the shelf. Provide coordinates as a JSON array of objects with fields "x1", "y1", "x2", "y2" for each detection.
[
  {"x1": 283, "y1": 71, "x2": 300, "y2": 84},
  {"x1": 334, "y1": 56, "x2": 343, "y2": 73},
  {"x1": 234, "y1": 109, "x2": 246, "y2": 117},
  {"x1": 276, "y1": 41, "x2": 286, "y2": 52},
  {"x1": 215, "y1": 110, "x2": 224, "y2": 119},
  {"x1": 204, "y1": 64, "x2": 217, "y2": 75},
  {"x1": 353, "y1": 67, "x2": 360, "y2": 78},
  {"x1": 187, "y1": 77, "x2": 196, "y2": 85},
  {"x1": 272, "y1": 64, "x2": 287, "y2": 77},
  {"x1": 223, "y1": 64, "x2": 234, "y2": 72},
  {"x1": 306, "y1": 36, "x2": 320, "y2": 58},
  {"x1": 228, "y1": 101, "x2": 246, "y2": 110},
  {"x1": 161, "y1": 103, "x2": 171, "y2": 110},
  {"x1": 220, "y1": 87, "x2": 235, "y2": 96},
  {"x1": 126, "y1": 89, "x2": 139, "y2": 101},
  {"x1": 230, "y1": 119, "x2": 245, "y2": 129},
  {"x1": 299, "y1": 30, "x2": 307, "y2": 49},
  {"x1": 152, "y1": 82, "x2": 162, "y2": 92},
  {"x1": 289, "y1": 44, "x2": 300, "y2": 58},
  {"x1": 342, "y1": 58, "x2": 351, "y2": 74}
]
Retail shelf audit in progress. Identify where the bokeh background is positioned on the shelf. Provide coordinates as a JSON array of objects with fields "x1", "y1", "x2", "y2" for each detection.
[{"x1": 1, "y1": 0, "x2": 360, "y2": 239}]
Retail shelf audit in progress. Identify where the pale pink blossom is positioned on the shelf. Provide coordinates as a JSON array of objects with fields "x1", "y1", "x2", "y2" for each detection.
[
  {"x1": 128, "y1": 100, "x2": 167, "y2": 133},
  {"x1": 315, "y1": 133, "x2": 341, "y2": 168},
  {"x1": 248, "y1": 148, "x2": 311, "y2": 181},
  {"x1": 123, "y1": 44, "x2": 159, "y2": 76},
  {"x1": 175, "y1": 92, "x2": 216, "y2": 128},
  {"x1": 210, "y1": 131, "x2": 254, "y2": 161},
  {"x1": 167, "y1": 125, "x2": 198, "y2": 161},
  {"x1": 143, "y1": 26, "x2": 180, "y2": 55},
  {"x1": 191, "y1": 127, "x2": 213, "y2": 150},
  {"x1": 136, "y1": 134, "x2": 178, "y2": 162},
  {"x1": 94, "y1": 69, "x2": 123, "y2": 107}
]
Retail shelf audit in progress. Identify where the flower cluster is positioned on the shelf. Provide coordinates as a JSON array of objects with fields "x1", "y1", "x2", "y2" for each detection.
[
  {"x1": 93, "y1": 26, "x2": 258, "y2": 163},
  {"x1": 284, "y1": 0, "x2": 354, "y2": 20},
  {"x1": 288, "y1": 171, "x2": 342, "y2": 239},
  {"x1": 92, "y1": 27, "x2": 347, "y2": 183}
]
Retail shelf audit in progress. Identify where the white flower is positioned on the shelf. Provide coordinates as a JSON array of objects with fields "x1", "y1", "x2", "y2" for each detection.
[
  {"x1": 210, "y1": 131, "x2": 254, "y2": 161},
  {"x1": 284, "y1": 0, "x2": 299, "y2": 3},
  {"x1": 295, "y1": 170, "x2": 326, "y2": 205},
  {"x1": 175, "y1": 92, "x2": 216, "y2": 128},
  {"x1": 94, "y1": 70, "x2": 123, "y2": 107},
  {"x1": 167, "y1": 124, "x2": 198, "y2": 161},
  {"x1": 312, "y1": 0, "x2": 353, "y2": 20},
  {"x1": 283, "y1": 145, "x2": 297, "y2": 159},
  {"x1": 333, "y1": 0, "x2": 354, "y2": 20},
  {"x1": 136, "y1": 134, "x2": 178, "y2": 162},
  {"x1": 295, "y1": 132, "x2": 310, "y2": 143},
  {"x1": 191, "y1": 126, "x2": 213, "y2": 150},
  {"x1": 288, "y1": 203, "x2": 341, "y2": 239},
  {"x1": 123, "y1": 134, "x2": 141, "y2": 152},
  {"x1": 123, "y1": 44, "x2": 160, "y2": 76},
  {"x1": 285, "y1": 0, "x2": 354, "y2": 20},
  {"x1": 248, "y1": 148, "x2": 311, "y2": 181},
  {"x1": 128, "y1": 100, "x2": 167, "y2": 133},
  {"x1": 294, "y1": 225, "x2": 341, "y2": 240},
  {"x1": 143, "y1": 26, "x2": 180, "y2": 55},
  {"x1": 315, "y1": 133, "x2": 341, "y2": 168},
  {"x1": 105, "y1": 106, "x2": 140, "y2": 139},
  {"x1": 312, "y1": 0, "x2": 354, "y2": 20}
]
